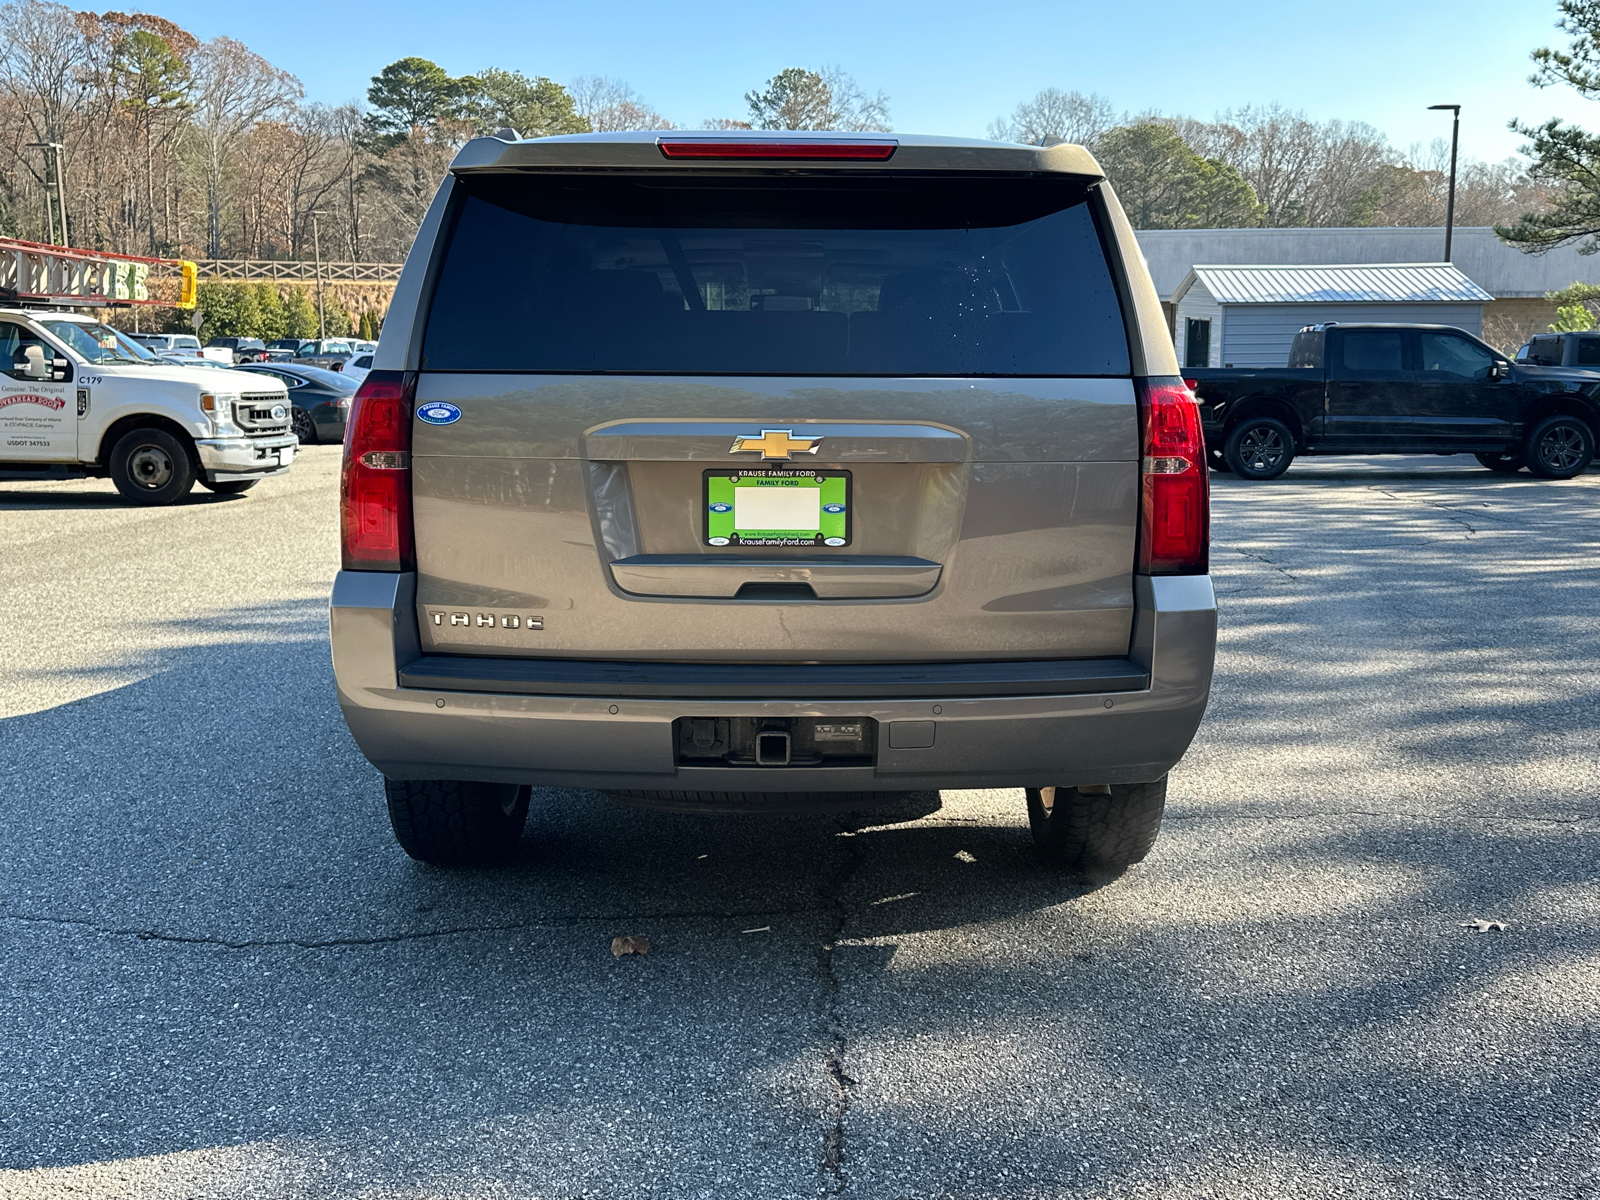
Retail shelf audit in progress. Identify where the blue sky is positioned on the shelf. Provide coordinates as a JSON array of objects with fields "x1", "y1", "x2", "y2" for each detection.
[{"x1": 154, "y1": 0, "x2": 1587, "y2": 164}]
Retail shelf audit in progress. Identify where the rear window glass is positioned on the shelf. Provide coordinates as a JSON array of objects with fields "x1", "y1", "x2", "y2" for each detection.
[
  {"x1": 1337, "y1": 329, "x2": 1403, "y2": 374},
  {"x1": 422, "y1": 174, "x2": 1130, "y2": 376},
  {"x1": 1527, "y1": 337, "x2": 1563, "y2": 366},
  {"x1": 1575, "y1": 337, "x2": 1600, "y2": 365}
]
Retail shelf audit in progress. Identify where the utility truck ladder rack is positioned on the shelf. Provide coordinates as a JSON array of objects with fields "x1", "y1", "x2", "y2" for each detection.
[{"x1": 0, "y1": 237, "x2": 196, "y2": 309}]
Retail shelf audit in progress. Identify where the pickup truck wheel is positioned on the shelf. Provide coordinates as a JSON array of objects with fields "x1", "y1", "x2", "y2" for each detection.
[
  {"x1": 108, "y1": 427, "x2": 196, "y2": 506},
  {"x1": 1524, "y1": 415, "x2": 1595, "y2": 479},
  {"x1": 1026, "y1": 779, "x2": 1166, "y2": 881},
  {"x1": 1222, "y1": 417, "x2": 1295, "y2": 480},
  {"x1": 383, "y1": 778, "x2": 530, "y2": 865},
  {"x1": 290, "y1": 408, "x2": 317, "y2": 444},
  {"x1": 1474, "y1": 451, "x2": 1525, "y2": 474},
  {"x1": 199, "y1": 478, "x2": 257, "y2": 494}
]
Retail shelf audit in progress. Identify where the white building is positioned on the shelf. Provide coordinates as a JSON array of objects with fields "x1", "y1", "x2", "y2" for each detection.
[
  {"x1": 1136, "y1": 226, "x2": 1599, "y2": 353},
  {"x1": 1171, "y1": 263, "x2": 1493, "y2": 369}
]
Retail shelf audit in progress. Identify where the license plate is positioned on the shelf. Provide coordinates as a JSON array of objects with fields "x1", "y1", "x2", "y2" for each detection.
[
  {"x1": 279, "y1": 445, "x2": 295, "y2": 465},
  {"x1": 703, "y1": 469, "x2": 851, "y2": 548}
]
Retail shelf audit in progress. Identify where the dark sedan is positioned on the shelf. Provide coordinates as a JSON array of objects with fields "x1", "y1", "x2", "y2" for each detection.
[{"x1": 234, "y1": 362, "x2": 356, "y2": 444}]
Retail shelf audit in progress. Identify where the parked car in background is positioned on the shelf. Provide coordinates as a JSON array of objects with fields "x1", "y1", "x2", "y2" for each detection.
[
  {"x1": 130, "y1": 332, "x2": 203, "y2": 358},
  {"x1": 293, "y1": 339, "x2": 357, "y2": 371},
  {"x1": 235, "y1": 361, "x2": 356, "y2": 444},
  {"x1": 204, "y1": 336, "x2": 269, "y2": 364},
  {"x1": 1189, "y1": 323, "x2": 1598, "y2": 480},
  {"x1": 266, "y1": 338, "x2": 313, "y2": 356},
  {"x1": 341, "y1": 351, "x2": 373, "y2": 385},
  {"x1": 1515, "y1": 331, "x2": 1600, "y2": 369},
  {"x1": 157, "y1": 354, "x2": 234, "y2": 371}
]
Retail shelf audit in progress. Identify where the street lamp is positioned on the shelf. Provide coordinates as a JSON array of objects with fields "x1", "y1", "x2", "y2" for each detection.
[
  {"x1": 310, "y1": 209, "x2": 327, "y2": 340},
  {"x1": 25, "y1": 141, "x2": 66, "y2": 246},
  {"x1": 1428, "y1": 105, "x2": 1461, "y2": 262}
]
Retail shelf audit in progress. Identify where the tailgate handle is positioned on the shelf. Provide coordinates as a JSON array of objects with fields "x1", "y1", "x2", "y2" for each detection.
[{"x1": 609, "y1": 555, "x2": 941, "y2": 599}]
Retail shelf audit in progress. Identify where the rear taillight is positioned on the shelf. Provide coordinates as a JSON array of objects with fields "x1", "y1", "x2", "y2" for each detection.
[
  {"x1": 341, "y1": 370, "x2": 415, "y2": 572},
  {"x1": 657, "y1": 138, "x2": 897, "y2": 160},
  {"x1": 1136, "y1": 378, "x2": 1209, "y2": 575}
]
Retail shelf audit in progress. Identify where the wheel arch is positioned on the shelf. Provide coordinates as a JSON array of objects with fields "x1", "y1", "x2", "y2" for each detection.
[
  {"x1": 96, "y1": 414, "x2": 199, "y2": 469},
  {"x1": 1220, "y1": 395, "x2": 1304, "y2": 445},
  {"x1": 1524, "y1": 393, "x2": 1600, "y2": 434}
]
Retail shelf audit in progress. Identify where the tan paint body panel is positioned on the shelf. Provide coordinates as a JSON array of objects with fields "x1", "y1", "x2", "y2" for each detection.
[{"x1": 410, "y1": 375, "x2": 1138, "y2": 662}]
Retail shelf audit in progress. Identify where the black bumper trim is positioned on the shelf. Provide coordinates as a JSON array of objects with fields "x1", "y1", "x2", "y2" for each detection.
[{"x1": 397, "y1": 654, "x2": 1149, "y2": 700}]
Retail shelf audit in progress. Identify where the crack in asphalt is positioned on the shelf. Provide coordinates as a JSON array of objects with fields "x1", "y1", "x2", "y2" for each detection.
[
  {"x1": 1230, "y1": 545, "x2": 1301, "y2": 581},
  {"x1": 0, "y1": 904, "x2": 826, "y2": 950},
  {"x1": 814, "y1": 823, "x2": 864, "y2": 1195}
]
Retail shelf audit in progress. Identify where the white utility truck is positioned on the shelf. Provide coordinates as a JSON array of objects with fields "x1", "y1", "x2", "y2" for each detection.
[{"x1": 0, "y1": 308, "x2": 295, "y2": 504}]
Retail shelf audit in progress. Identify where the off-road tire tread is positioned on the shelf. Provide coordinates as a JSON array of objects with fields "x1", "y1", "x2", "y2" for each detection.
[
  {"x1": 1027, "y1": 779, "x2": 1167, "y2": 881},
  {"x1": 384, "y1": 778, "x2": 529, "y2": 864}
]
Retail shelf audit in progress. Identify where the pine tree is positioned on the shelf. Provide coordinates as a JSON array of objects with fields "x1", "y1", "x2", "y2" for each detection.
[{"x1": 283, "y1": 286, "x2": 318, "y2": 340}]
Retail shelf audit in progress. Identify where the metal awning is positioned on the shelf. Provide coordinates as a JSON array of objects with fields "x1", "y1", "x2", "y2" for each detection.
[{"x1": 1177, "y1": 262, "x2": 1493, "y2": 305}]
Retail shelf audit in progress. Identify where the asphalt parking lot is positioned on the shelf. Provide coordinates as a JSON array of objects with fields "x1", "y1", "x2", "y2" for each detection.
[{"x1": 1, "y1": 447, "x2": 1596, "y2": 1199}]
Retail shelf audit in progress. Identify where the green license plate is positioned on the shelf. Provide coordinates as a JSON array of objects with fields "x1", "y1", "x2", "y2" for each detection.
[{"x1": 703, "y1": 469, "x2": 851, "y2": 548}]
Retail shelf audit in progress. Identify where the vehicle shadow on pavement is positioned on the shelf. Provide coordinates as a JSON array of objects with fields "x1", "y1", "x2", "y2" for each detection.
[
  {"x1": 0, "y1": 486, "x2": 250, "y2": 510},
  {"x1": 3, "y1": 466, "x2": 1599, "y2": 1199}
]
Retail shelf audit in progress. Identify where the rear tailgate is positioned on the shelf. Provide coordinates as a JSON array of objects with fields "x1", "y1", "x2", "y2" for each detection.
[{"x1": 410, "y1": 170, "x2": 1138, "y2": 663}]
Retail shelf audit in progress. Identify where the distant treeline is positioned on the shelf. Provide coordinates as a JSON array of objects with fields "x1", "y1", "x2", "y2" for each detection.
[{"x1": 0, "y1": 0, "x2": 1549, "y2": 276}]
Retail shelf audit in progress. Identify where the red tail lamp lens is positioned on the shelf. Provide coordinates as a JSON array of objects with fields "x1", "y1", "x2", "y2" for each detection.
[
  {"x1": 1136, "y1": 378, "x2": 1209, "y2": 575},
  {"x1": 341, "y1": 370, "x2": 415, "y2": 572},
  {"x1": 657, "y1": 139, "x2": 897, "y2": 160}
]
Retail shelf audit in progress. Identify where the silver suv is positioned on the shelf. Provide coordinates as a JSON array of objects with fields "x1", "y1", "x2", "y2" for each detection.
[{"x1": 331, "y1": 131, "x2": 1216, "y2": 879}]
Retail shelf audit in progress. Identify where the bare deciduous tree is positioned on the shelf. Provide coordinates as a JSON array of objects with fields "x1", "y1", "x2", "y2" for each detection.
[
  {"x1": 189, "y1": 36, "x2": 299, "y2": 256},
  {"x1": 569, "y1": 75, "x2": 674, "y2": 131},
  {"x1": 987, "y1": 89, "x2": 1114, "y2": 148}
]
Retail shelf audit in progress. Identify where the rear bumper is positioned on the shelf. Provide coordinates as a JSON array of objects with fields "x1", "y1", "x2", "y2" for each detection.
[
  {"x1": 329, "y1": 571, "x2": 1217, "y2": 791},
  {"x1": 195, "y1": 434, "x2": 297, "y2": 479}
]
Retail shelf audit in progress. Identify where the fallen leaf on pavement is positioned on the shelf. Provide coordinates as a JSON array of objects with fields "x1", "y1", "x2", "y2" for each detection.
[
  {"x1": 611, "y1": 935, "x2": 651, "y2": 957},
  {"x1": 1460, "y1": 919, "x2": 1508, "y2": 933}
]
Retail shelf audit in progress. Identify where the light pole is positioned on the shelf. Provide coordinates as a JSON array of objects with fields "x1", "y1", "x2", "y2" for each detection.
[
  {"x1": 310, "y1": 209, "x2": 327, "y2": 340},
  {"x1": 25, "y1": 141, "x2": 66, "y2": 246},
  {"x1": 1428, "y1": 105, "x2": 1461, "y2": 262}
]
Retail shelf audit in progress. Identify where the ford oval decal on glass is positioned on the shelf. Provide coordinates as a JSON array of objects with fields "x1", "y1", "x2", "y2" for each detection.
[{"x1": 418, "y1": 402, "x2": 461, "y2": 426}]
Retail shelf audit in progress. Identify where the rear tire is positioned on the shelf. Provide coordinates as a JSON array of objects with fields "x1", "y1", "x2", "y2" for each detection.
[
  {"x1": 1026, "y1": 779, "x2": 1167, "y2": 881},
  {"x1": 1223, "y1": 417, "x2": 1295, "y2": 480},
  {"x1": 1474, "y1": 451, "x2": 1525, "y2": 474},
  {"x1": 1524, "y1": 415, "x2": 1595, "y2": 479},
  {"x1": 108, "y1": 427, "x2": 196, "y2": 506},
  {"x1": 199, "y1": 477, "x2": 258, "y2": 494},
  {"x1": 384, "y1": 778, "x2": 530, "y2": 864}
]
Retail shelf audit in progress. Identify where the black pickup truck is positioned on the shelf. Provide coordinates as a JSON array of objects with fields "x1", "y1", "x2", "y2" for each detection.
[{"x1": 1189, "y1": 323, "x2": 1598, "y2": 480}]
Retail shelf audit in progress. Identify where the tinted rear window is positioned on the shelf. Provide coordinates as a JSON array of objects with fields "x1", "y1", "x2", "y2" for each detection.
[
  {"x1": 422, "y1": 174, "x2": 1130, "y2": 376},
  {"x1": 1527, "y1": 337, "x2": 1564, "y2": 366}
]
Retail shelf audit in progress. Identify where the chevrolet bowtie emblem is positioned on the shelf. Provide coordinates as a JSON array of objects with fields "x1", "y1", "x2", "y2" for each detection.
[{"x1": 728, "y1": 429, "x2": 823, "y2": 460}]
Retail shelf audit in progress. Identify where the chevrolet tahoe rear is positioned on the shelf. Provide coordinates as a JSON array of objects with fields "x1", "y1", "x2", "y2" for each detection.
[{"x1": 330, "y1": 131, "x2": 1217, "y2": 880}]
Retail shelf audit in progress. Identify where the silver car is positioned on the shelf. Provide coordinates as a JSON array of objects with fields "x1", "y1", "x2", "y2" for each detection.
[{"x1": 331, "y1": 131, "x2": 1216, "y2": 879}]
